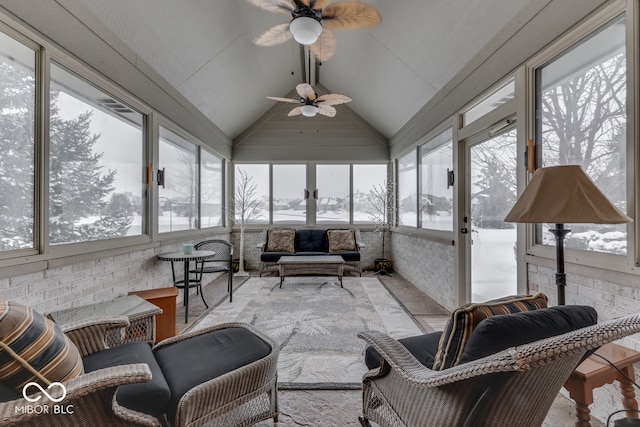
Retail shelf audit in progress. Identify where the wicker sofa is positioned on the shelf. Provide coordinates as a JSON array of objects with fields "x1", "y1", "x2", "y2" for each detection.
[{"x1": 258, "y1": 227, "x2": 365, "y2": 277}]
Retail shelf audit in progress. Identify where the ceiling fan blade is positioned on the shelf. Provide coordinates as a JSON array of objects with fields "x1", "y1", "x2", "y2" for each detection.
[
  {"x1": 296, "y1": 83, "x2": 316, "y2": 100},
  {"x1": 316, "y1": 93, "x2": 352, "y2": 106},
  {"x1": 246, "y1": 0, "x2": 295, "y2": 14},
  {"x1": 309, "y1": 29, "x2": 337, "y2": 61},
  {"x1": 309, "y1": 0, "x2": 329, "y2": 9},
  {"x1": 266, "y1": 96, "x2": 300, "y2": 104},
  {"x1": 322, "y1": 2, "x2": 382, "y2": 30},
  {"x1": 288, "y1": 107, "x2": 302, "y2": 116},
  {"x1": 317, "y1": 104, "x2": 337, "y2": 117},
  {"x1": 254, "y1": 23, "x2": 294, "y2": 46}
]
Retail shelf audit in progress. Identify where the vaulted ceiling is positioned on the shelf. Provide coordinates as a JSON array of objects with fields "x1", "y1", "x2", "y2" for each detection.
[{"x1": 73, "y1": 0, "x2": 532, "y2": 141}]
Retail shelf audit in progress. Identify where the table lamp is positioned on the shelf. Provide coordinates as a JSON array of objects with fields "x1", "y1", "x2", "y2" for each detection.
[{"x1": 504, "y1": 165, "x2": 631, "y2": 305}]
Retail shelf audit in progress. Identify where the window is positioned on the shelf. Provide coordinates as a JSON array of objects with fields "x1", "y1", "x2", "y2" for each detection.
[
  {"x1": 353, "y1": 164, "x2": 388, "y2": 224},
  {"x1": 273, "y1": 164, "x2": 306, "y2": 224},
  {"x1": 158, "y1": 126, "x2": 198, "y2": 233},
  {"x1": 420, "y1": 129, "x2": 453, "y2": 231},
  {"x1": 536, "y1": 14, "x2": 627, "y2": 255},
  {"x1": 463, "y1": 78, "x2": 515, "y2": 126},
  {"x1": 234, "y1": 164, "x2": 269, "y2": 224},
  {"x1": 397, "y1": 151, "x2": 417, "y2": 227},
  {"x1": 201, "y1": 149, "x2": 223, "y2": 228},
  {"x1": 316, "y1": 165, "x2": 349, "y2": 224},
  {"x1": 0, "y1": 32, "x2": 36, "y2": 251},
  {"x1": 49, "y1": 62, "x2": 145, "y2": 245}
]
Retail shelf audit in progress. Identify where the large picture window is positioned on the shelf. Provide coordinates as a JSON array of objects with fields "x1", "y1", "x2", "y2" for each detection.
[
  {"x1": 158, "y1": 127, "x2": 198, "y2": 233},
  {"x1": 353, "y1": 164, "x2": 388, "y2": 223},
  {"x1": 49, "y1": 62, "x2": 145, "y2": 245},
  {"x1": 273, "y1": 164, "x2": 306, "y2": 224},
  {"x1": 397, "y1": 151, "x2": 417, "y2": 227},
  {"x1": 420, "y1": 129, "x2": 453, "y2": 231},
  {"x1": 536, "y1": 14, "x2": 627, "y2": 255},
  {"x1": 201, "y1": 150, "x2": 223, "y2": 228},
  {"x1": 234, "y1": 164, "x2": 269, "y2": 224},
  {"x1": 316, "y1": 165, "x2": 349, "y2": 224},
  {"x1": 0, "y1": 32, "x2": 36, "y2": 251}
]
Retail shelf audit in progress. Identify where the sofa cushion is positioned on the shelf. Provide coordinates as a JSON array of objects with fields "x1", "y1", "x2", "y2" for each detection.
[
  {"x1": 459, "y1": 305, "x2": 597, "y2": 364},
  {"x1": 365, "y1": 331, "x2": 442, "y2": 370},
  {"x1": 154, "y1": 326, "x2": 272, "y2": 422},
  {"x1": 330, "y1": 251, "x2": 360, "y2": 262},
  {"x1": 432, "y1": 293, "x2": 548, "y2": 370},
  {"x1": 327, "y1": 229, "x2": 356, "y2": 252},
  {"x1": 0, "y1": 300, "x2": 83, "y2": 392},
  {"x1": 261, "y1": 251, "x2": 292, "y2": 262},
  {"x1": 295, "y1": 229, "x2": 327, "y2": 252},
  {"x1": 82, "y1": 341, "x2": 171, "y2": 418},
  {"x1": 266, "y1": 228, "x2": 295, "y2": 253}
]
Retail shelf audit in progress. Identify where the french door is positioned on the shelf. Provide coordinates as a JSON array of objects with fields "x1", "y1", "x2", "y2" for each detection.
[{"x1": 463, "y1": 128, "x2": 519, "y2": 302}]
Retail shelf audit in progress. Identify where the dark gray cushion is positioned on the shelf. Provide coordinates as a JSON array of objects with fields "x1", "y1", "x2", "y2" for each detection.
[
  {"x1": 459, "y1": 305, "x2": 597, "y2": 364},
  {"x1": 330, "y1": 251, "x2": 360, "y2": 262},
  {"x1": 295, "y1": 229, "x2": 327, "y2": 252},
  {"x1": 154, "y1": 327, "x2": 272, "y2": 422},
  {"x1": 365, "y1": 331, "x2": 442, "y2": 370},
  {"x1": 82, "y1": 341, "x2": 171, "y2": 418},
  {"x1": 261, "y1": 251, "x2": 292, "y2": 262}
]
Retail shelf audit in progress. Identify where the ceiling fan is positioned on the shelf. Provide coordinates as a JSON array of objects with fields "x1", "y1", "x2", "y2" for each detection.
[
  {"x1": 248, "y1": 0, "x2": 382, "y2": 61},
  {"x1": 267, "y1": 82, "x2": 352, "y2": 117}
]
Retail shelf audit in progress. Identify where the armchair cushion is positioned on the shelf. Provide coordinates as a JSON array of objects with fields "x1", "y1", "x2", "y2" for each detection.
[
  {"x1": 266, "y1": 229, "x2": 295, "y2": 253},
  {"x1": 0, "y1": 301, "x2": 83, "y2": 392},
  {"x1": 365, "y1": 331, "x2": 442, "y2": 370},
  {"x1": 327, "y1": 229, "x2": 356, "y2": 252},
  {"x1": 154, "y1": 326, "x2": 272, "y2": 421},
  {"x1": 82, "y1": 340, "x2": 171, "y2": 418},
  {"x1": 459, "y1": 305, "x2": 597, "y2": 364},
  {"x1": 432, "y1": 292, "x2": 548, "y2": 370}
]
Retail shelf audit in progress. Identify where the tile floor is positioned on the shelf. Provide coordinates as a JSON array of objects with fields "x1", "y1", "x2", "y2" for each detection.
[{"x1": 175, "y1": 270, "x2": 604, "y2": 426}]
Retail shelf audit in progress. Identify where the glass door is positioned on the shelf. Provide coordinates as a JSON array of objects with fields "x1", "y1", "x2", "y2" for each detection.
[{"x1": 465, "y1": 128, "x2": 518, "y2": 302}]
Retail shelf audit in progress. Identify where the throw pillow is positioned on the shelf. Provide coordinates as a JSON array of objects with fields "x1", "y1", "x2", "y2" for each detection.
[
  {"x1": 266, "y1": 229, "x2": 295, "y2": 253},
  {"x1": 0, "y1": 300, "x2": 83, "y2": 392},
  {"x1": 327, "y1": 229, "x2": 356, "y2": 252},
  {"x1": 432, "y1": 292, "x2": 548, "y2": 370}
]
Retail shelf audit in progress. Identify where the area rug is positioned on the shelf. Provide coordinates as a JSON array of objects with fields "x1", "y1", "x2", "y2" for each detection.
[{"x1": 190, "y1": 276, "x2": 424, "y2": 389}]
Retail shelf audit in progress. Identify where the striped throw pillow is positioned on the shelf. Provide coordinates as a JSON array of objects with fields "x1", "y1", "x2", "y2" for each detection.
[
  {"x1": 0, "y1": 301, "x2": 83, "y2": 392},
  {"x1": 432, "y1": 293, "x2": 548, "y2": 371}
]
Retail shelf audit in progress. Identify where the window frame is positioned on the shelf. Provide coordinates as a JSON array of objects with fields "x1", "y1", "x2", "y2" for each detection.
[
  {"x1": 230, "y1": 161, "x2": 389, "y2": 228},
  {"x1": 524, "y1": 2, "x2": 636, "y2": 273}
]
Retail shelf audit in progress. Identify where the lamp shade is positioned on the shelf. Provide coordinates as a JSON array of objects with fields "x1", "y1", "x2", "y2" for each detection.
[
  {"x1": 300, "y1": 104, "x2": 318, "y2": 117},
  {"x1": 289, "y1": 17, "x2": 322, "y2": 45},
  {"x1": 504, "y1": 165, "x2": 631, "y2": 224}
]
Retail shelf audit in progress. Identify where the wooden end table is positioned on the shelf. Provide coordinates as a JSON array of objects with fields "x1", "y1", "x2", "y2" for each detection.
[
  {"x1": 564, "y1": 342, "x2": 640, "y2": 427},
  {"x1": 277, "y1": 255, "x2": 345, "y2": 288},
  {"x1": 129, "y1": 287, "x2": 179, "y2": 342}
]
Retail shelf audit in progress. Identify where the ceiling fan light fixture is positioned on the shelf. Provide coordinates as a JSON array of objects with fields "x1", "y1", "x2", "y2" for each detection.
[
  {"x1": 300, "y1": 105, "x2": 318, "y2": 117},
  {"x1": 289, "y1": 16, "x2": 322, "y2": 45}
]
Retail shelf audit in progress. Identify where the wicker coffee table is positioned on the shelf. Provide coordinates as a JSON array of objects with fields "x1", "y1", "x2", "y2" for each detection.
[{"x1": 277, "y1": 255, "x2": 345, "y2": 288}]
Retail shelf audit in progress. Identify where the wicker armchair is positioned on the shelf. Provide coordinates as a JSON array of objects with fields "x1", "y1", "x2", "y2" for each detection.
[
  {"x1": 0, "y1": 316, "x2": 160, "y2": 427},
  {"x1": 358, "y1": 313, "x2": 640, "y2": 427},
  {"x1": 0, "y1": 315, "x2": 279, "y2": 427}
]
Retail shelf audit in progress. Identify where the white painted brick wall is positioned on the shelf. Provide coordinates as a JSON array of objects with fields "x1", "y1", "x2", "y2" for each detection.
[
  {"x1": 390, "y1": 232, "x2": 457, "y2": 311},
  {"x1": 0, "y1": 233, "x2": 230, "y2": 315}
]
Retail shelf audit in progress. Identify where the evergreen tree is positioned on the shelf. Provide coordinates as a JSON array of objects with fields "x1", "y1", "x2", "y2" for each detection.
[
  {"x1": 1, "y1": 59, "x2": 131, "y2": 248},
  {"x1": 0, "y1": 62, "x2": 35, "y2": 249}
]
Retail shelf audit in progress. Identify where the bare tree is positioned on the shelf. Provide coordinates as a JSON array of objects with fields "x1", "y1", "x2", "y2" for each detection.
[
  {"x1": 232, "y1": 169, "x2": 264, "y2": 276},
  {"x1": 367, "y1": 180, "x2": 393, "y2": 260}
]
